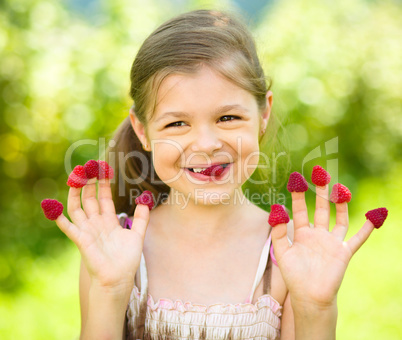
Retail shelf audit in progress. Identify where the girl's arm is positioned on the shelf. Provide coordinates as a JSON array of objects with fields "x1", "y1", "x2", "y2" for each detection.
[
  {"x1": 79, "y1": 259, "x2": 130, "y2": 340},
  {"x1": 291, "y1": 299, "x2": 337, "y2": 340},
  {"x1": 79, "y1": 260, "x2": 131, "y2": 340},
  {"x1": 79, "y1": 259, "x2": 90, "y2": 335},
  {"x1": 53, "y1": 179, "x2": 150, "y2": 339},
  {"x1": 280, "y1": 291, "x2": 337, "y2": 340},
  {"x1": 279, "y1": 292, "x2": 295, "y2": 340},
  {"x1": 270, "y1": 181, "x2": 383, "y2": 339}
]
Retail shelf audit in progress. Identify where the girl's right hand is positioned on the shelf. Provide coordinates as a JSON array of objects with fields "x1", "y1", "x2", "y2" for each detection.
[{"x1": 55, "y1": 178, "x2": 149, "y2": 294}]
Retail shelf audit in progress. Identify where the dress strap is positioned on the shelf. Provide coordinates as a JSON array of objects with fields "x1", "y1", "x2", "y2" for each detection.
[
  {"x1": 135, "y1": 253, "x2": 148, "y2": 339},
  {"x1": 244, "y1": 234, "x2": 272, "y2": 304},
  {"x1": 270, "y1": 240, "x2": 278, "y2": 267}
]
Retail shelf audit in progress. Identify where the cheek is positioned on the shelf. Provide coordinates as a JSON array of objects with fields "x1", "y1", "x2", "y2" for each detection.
[
  {"x1": 151, "y1": 140, "x2": 184, "y2": 174},
  {"x1": 237, "y1": 125, "x2": 260, "y2": 155},
  {"x1": 238, "y1": 133, "x2": 261, "y2": 178}
]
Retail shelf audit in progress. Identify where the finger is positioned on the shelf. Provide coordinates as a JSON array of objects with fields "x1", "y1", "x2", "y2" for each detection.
[
  {"x1": 314, "y1": 185, "x2": 330, "y2": 230},
  {"x1": 55, "y1": 214, "x2": 80, "y2": 242},
  {"x1": 98, "y1": 179, "x2": 116, "y2": 216},
  {"x1": 291, "y1": 192, "x2": 310, "y2": 230},
  {"x1": 331, "y1": 202, "x2": 349, "y2": 241},
  {"x1": 81, "y1": 179, "x2": 99, "y2": 217},
  {"x1": 131, "y1": 204, "x2": 150, "y2": 240},
  {"x1": 270, "y1": 221, "x2": 292, "y2": 263},
  {"x1": 346, "y1": 220, "x2": 374, "y2": 255},
  {"x1": 67, "y1": 187, "x2": 88, "y2": 224}
]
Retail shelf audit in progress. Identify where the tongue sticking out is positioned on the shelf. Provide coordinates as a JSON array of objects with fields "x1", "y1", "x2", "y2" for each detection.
[{"x1": 199, "y1": 164, "x2": 225, "y2": 176}]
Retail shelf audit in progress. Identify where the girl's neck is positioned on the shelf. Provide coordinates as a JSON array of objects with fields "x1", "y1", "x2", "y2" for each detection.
[{"x1": 156, "y1": 187, "x2": 258, "y2": 242}]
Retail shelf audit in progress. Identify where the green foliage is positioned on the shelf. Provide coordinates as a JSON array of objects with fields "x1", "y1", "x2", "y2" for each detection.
[
  {"x1": 255, "y1": 0, "x2": 402, "y2": 180},
  {"x1": 0, "y1": 0, "x2": 401, "y2": 338}
]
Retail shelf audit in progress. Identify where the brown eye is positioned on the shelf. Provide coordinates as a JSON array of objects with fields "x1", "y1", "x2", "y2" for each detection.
[
  {"x1": 219, "y1": 115, "x2": 240, "y2": 122},
  {"x1": 166, "y1": 121, "x2": 186, "y2": 128}
]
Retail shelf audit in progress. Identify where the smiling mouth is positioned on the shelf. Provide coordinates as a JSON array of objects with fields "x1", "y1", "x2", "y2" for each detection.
[{"x1": 187, "y1": 163, "x2": 230, "y2": 176}]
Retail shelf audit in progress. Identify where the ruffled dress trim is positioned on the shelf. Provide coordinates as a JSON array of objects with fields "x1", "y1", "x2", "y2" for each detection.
[{"x1": 129, "y1": 284, "x2": 282, "y2": 316}]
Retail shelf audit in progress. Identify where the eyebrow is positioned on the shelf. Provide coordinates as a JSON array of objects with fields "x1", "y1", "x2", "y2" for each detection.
[{"x1": 154, "y1": 104, "x2": 249, "y2": 123}]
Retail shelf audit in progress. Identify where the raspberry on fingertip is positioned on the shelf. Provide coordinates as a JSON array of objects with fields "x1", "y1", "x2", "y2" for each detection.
[
  {"x1": 135, "y1": 190, "x2": 155, "y2": 210},
  {"x1": 67, "y1": 165, "x2": 88, "y2": 188},
  {"x1": 41, "y1": 199, "x2": 64, "y2": 220},
  {"x1": 365, "y1": 208, "x2": 388, "y2": 228},
  {"x1": 97, "y1": 160, "x2": 114, "y2": 180},
  {"x1": 311, "y1": 165, "x2": 331, "y2": 187},
  {"x1": 84, "y1": 160, "x2": 100, "y2": 179},
  {"x1": 268, "y1": 204, "x2": 290, "y2": 227},
  {"x1": 330, "y1": 183, "x2": 352, "y2": 203},
  {"x1": 287, "y1": 172, "x2": 309, "y2": 192}
]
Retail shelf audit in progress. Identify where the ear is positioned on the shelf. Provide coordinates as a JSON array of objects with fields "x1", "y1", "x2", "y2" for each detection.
[
  {"x1": 129, "y1": 107, "x2": 151, "y2": 152},
  {"x1": 260, "y1": 90, "x2": 273, "y2": 135}
]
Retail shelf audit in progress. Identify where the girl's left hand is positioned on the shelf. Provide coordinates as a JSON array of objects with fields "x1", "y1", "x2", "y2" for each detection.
[{"x1": 270, "y1": 185, "x2": 376, "y2": 310}]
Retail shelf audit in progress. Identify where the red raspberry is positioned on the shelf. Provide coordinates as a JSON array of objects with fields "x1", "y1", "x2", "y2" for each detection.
[
  {"x1": 200, "y1": 164, "x2": 225, "y2": 176},
  {"x1": 135, "y1": 190, "x2": 155, "y2": 210},
  {"x1": 268, "y1": 204, "x2": 290, "y2": 227},
  {"x1": 330, "y1": 183, "x2": 352, "y2": 203},
  {"x1": 365, "y1": 208, "x2": 388, "y2": 229},
  {"x1": 41, "y1": 199, "x2": 63, "y2": 220},
  {"x1": 311, "y1": 165, "x2": 331, "y2": 186},
  {"x1": 97, "y1": 160, "x2": 114, "y2": 180},
  {"x1": 287, "y1": 172, "x2": 308, "y2": 192},
  {"x1": 84, "y1": 160, "x2": 99, "y2": 179},
  {"x1": 67, "y1": 165, "x2": 88, "y2": 188}
]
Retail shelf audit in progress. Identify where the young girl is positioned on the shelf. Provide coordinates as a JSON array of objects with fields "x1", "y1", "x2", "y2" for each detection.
[{"x1": 53, "y1": 9, "x2": 386, "y2": 340}]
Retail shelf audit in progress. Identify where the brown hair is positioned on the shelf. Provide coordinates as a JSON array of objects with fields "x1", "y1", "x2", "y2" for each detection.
[{"x1": 108, "y1": 9, "x2": 285, "y2": 215}]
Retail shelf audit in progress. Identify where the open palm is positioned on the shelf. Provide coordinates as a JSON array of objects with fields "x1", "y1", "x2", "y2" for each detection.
[
  {"x1": 55, "y1": 179, "x2": 149, "y2": 290},
  {"x1": 271, "y1": 186, "x2": 375, "y2": 307}
]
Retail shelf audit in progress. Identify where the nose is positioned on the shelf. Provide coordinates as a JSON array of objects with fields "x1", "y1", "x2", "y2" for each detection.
[{"x1": 191, "y1": 126, "x2": 223, "y2": 153}]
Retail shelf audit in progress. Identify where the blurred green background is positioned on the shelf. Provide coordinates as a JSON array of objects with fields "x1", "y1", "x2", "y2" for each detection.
[{"x1": 0, "y1": 0, "x2": 401, "y2": 338}]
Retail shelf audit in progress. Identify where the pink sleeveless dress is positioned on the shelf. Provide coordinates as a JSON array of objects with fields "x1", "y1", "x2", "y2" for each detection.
[{"x1": 118, "y1": 213, "x2": 282, "y2": 340}]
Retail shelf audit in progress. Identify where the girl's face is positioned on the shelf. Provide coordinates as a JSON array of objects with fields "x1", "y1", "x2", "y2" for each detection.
[{"x1": 133, "y1": 65, "x2": 271, "y2": 205}]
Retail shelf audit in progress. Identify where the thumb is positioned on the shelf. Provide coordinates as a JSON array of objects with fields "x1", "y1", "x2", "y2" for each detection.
[
  {"x1": 131, "y1": 204, "x2": 150, "y2": 240},
  {"x1": 269, "y1": 204, "x2": 291, "y2": 263},
  {"x1": 270, "y1": 222, "x2": 289, "y2": 263}
]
